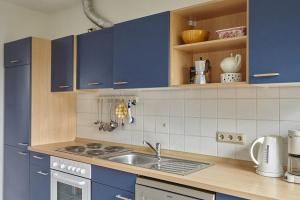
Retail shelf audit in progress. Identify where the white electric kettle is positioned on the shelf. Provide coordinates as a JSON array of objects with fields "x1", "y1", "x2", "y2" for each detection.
[{"x1": 249, "y1": 136, "x2": 284, "y2": 177}]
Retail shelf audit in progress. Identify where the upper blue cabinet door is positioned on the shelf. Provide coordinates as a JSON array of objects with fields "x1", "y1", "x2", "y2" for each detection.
[
  {"x1": 4, "y1": 37, "x2": 31, "y2": 67},
  {"x1": 5, "y1": 65, "x2": 30, "y2": 148},
  {"x1": 113, "y1": 12, "x2": 170, "y2": 89},
  {"x1": 249, "y1": 0, "x2": 300, "y2": 84},
  {"x1": 77, "y1": 28, "x2": 113, "y2": 89},
  {"x1": 51, "y1": 36, "x2": 74, "y2": 92}
]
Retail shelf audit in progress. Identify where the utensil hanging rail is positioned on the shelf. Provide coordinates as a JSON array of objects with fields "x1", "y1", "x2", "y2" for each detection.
[{"x1": 97, "y1": 95, "x2": 139, "y2": 103}]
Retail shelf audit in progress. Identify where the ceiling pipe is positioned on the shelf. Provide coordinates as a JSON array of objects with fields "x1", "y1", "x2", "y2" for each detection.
[{"x1": 81, "y1": 0, "x2": 113, "y2": 29}]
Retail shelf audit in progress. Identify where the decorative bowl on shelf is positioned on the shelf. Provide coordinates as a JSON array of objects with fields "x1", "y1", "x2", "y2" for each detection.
[
  {"x1": 216, "y1": 26, "x2": 246, "y2": 39},
  {"x1": 181, "y1": 29, "x2": 209, "y2": 44},
  {"x1": 220, "y1": 73, "x2": 242, "y2": 83}
]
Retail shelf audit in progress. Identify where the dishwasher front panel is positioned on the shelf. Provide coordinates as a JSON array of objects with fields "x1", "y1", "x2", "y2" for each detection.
[{"x1": 136, "y1": 184, "x2": 201, "y2": 200}]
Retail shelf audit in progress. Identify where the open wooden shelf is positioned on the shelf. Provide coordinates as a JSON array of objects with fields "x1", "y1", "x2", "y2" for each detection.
[
  {"x1": 173, "y1": 36, "x2": 247, "y2": 53},
  {"x1": 173, "y1": 0, "x2": 247, "y2": 20}
]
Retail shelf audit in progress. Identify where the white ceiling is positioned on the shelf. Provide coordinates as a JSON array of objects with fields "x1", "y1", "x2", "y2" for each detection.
[{"x1": 2, "y1": 0, "x2": 80, "y2": 13}]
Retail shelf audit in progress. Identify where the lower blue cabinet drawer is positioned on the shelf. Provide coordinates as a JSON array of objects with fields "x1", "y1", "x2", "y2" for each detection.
[
  {"x1": 92, "y1": 165, "x2": 136, "y2": 193},
  {"x1": 30, "y1": 164, "x2": 50, "y2": 200},
  {"x1": 30, "y1": 151, "x2": 50, "y2": 169},
  {"x1": 92, "y1": 182, "x2": 134, "y2": 200},
  {"x1": 216, "y1": 193, "x2": 246, "y2": 200}
]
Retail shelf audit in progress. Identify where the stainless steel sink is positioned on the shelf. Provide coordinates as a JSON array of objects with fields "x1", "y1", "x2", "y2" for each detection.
[
  {"x1": 107, "y1": 152, "x2": 211, "y2": 176},
  {"x1": 108, "y1": 153, "x2": 158, "y2": 166}
]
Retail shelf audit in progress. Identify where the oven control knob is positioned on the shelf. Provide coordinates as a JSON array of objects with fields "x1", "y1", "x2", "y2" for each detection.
[
  {"x1": 80, "y1": 169, "x2": 86, "y2": 175},
  {"x1": 60, "y1": 164, "x2": 66, "y2": 169},
  {"x1": 76, "y1": 168, "x2": 81, "y2": 173},
  {"x1": 52, "y1": 162, "x2": 58, "y2": 168},
  {"x1": 71, "y1": 167, "x2": 76, "y2": 172},
  {"x1": 67, "y1": 166, "x2": 72, "y2": 171}
]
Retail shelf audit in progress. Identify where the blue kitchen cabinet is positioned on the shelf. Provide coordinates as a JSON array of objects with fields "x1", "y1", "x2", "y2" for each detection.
[
  {"x1": 92, "y1": 165, "x2": 136, "y2": 193},
  {"x1": 113, "y1": 12, "x2": 170, "y2": 89},
  {"x1": 216, "y1": 193, "x2": 246, "y2": 200},
  {"x1": 4, "y1": 145, "x2": 30, "y2": 200},
  {"x1": 77, "y1": 28, "x2": 113, "y2": 89},
  {"x1": 249, "y1": 0, "x2": 300, "y2": 84},
  {"x1": 30, "y1": 152, "x2": 50, "y2": 200},
  {"x1": 51, "y1": 35, "x2": 74, "y2": 92},
  {"x1": 4, "y1": 37, "x2": 31, "y2": 67},
  {"x1": 92, "y1": 182, "x2": 134, "y2": 200},
  {"x1": 4, "y1": 65, "x2": 31, "y2": 149},
  {"x1": 92, "y1": 165, "x2": 136, "y2": 200}
]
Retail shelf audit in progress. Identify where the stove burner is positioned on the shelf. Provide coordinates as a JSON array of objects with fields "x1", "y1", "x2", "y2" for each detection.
[
  {"x1": 104, "y1": 146, "x2": 126, "y2": 152},
  {"x1": 65, "y1": 146, "x2": 85, "y2": 153},
  {"x1": 86, "y1": 143, "x2": 102, "y2": 149},
  {"x1": 86, "y1": 150, "x2": 105, "y2": 156}
]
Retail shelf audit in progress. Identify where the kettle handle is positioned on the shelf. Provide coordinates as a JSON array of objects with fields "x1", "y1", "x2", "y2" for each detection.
[
  {"x1": 249, "y1": 137, "x2": 265, "y2": 165},
  {"x1": 235, "y1": 54, "x2": 242, "y2": 67}
]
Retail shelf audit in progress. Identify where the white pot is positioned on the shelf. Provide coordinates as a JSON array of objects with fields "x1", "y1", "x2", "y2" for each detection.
[{"x1": 220, "y1": 53, "x2": 242, "y2": 73}]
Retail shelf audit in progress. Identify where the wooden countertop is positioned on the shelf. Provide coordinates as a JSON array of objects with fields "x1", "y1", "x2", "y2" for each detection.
[{"x1": 29, "y1": 138, "x2": 300, "y2": 200}]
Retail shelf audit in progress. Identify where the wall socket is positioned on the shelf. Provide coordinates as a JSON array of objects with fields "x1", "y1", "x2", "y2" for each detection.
[{"x1": 216, "y1": 132, "x2": 246, "y2": 144}]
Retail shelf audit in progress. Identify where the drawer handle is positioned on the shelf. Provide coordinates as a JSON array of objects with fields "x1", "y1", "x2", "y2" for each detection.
[
  {"x1": 252, "y1": 73, "x2": 280, "y2": 78},
  {"x1": 18, "y1": 142, "x2": 29, "y2": 146},
  {"x1": 87, "y1": 82, "x2": 102, "y2": 86},
  {"x1": 18, "y1": 151, "x2": 28, "y2": 156},
  {"x1": 10, "y1": 60, "x2": 19, "y2": 63},
  {"x1": 59, "y1": 85, "x2": 71, "y2": 89},
  {"x1": 113, "y1": 81, "x2": 128, "y2": 85},
  {"x1": 115, "y1": 195, "x2": 131, "y2": 200},
  {"x1": 33, "y1": 155, "x2": 44, "y2": 160},
  {"x1": 37, "y1": 171, "x2": 49, "y2": 176}
]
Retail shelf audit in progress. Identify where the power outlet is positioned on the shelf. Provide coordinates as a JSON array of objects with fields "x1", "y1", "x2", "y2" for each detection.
[{"x1": 217, "y1": 132, "x2": 246, "y2": 144}]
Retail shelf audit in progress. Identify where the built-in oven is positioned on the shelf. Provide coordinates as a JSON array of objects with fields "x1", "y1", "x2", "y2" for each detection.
[{"x1": 50, "y1": 156, "x2": 91, "y2": 200}]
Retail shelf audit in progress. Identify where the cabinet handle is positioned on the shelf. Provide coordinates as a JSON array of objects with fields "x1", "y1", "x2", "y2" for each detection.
[
  {"x1": 113, "y1": 81, "x2": 128, "y2": 85},
  {"x1": 9, "y1": 60, "x2": 19, "y2": 63},
  {"x1": 87, "y1": 82, "x2": 102, "y2": 86},
  {"x1": 59, "y1": 85, "x2": 71, "y2": 89},
  {"x1": 33, "y1": 155, "x2": 44, "y2": 160},
  {"x1": 18, "y1": 142, "x2": 29, "y2": 146},
  {"x1": 37, "y1": 171, "x2": 49, "y2": 176},
  {"x1": 17, "y1": 151, "x2": 28, "y2": 156},
  {"x1": 252, "y1": 73, "x2": 280, "y2": 78},
  {"x1": 115, "y1": 194, "x2": 131, "y2": 200}
]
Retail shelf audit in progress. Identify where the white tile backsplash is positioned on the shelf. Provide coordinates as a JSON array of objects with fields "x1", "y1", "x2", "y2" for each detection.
[
  {"x1": 280, "y1": 99, "x2": 300, "y2": 121},
  {"x1": 218, "y1": 99, "x2": 236, "y2": 119},
  {"x1": 170, "y1": 117, "x2": 184, "y2": 134},
  {"x1": 185, "y1": 99, "x2": 201, "y2": 117},
  {"x1": 236, "y1": 87, "x2": 256, "y2": 99},
  {"x1": 237, "y1": 99, "x2": 256, "y2": 120},
  {"x1": 257, "y1": 87, "x2": 279, "y2": 98},
  {"x1": 201, "y1": 99, "x2": 217, "y2": 118},
  {"x1": 169, "y1": 100, "x2": 184, "y2": 117},
  {"x1": 185, "y1": 117, "x2": 201, "y2": 136},
  {"x1": 257, "y1": 99, "x2": 279, "y2": 120},
  {"x1": 76, "y1": 86, "x2": 300, "y2": 161}
]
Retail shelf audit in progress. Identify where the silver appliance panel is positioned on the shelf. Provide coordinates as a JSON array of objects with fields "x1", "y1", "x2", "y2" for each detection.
[{"x1": 135, "y1": 177, "x2": 215, "y2": 200}]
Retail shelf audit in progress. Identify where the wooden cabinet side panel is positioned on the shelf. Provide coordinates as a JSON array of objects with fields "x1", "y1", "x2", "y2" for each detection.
[{"x1": 31, "y1": 38, "x2": 76, "y2": 145}]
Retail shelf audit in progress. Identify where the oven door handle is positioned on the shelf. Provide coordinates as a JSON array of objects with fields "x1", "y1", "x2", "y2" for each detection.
[{"x1": 52, "y1": 172, "x2": 87, "y2": 186}]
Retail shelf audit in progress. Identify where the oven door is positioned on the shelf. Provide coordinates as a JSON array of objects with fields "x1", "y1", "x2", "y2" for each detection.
[{"x1": 51, "y1": 170, "x2": 91, "y2": 200}]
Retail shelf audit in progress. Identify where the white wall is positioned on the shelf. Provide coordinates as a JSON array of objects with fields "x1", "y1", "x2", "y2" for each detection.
[
  {"x1": 0, "y1": 1, "x2": 51, "y2": 199},
  {"x1": 77, "y1": 87, "x2": 300, "y2": 162},
  {"x1": 48, "y1": 0, "x2": 209, "y2": 39}
]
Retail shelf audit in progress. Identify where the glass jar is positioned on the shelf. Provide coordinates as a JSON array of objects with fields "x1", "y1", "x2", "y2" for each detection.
[{"x1": 288, "y1": 155, "x2": 300, "y2": 175}]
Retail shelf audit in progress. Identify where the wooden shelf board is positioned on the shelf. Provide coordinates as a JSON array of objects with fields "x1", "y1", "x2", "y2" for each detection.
[
  {"x1": 173, "y1": 0, "x2": 247, "y2": 20},
  {"x1": 171, "y1": 82, "x2": 251, "y2": 89},
  {"x1": 173, "y1": 36, "x2": 247, "y2": 53}
]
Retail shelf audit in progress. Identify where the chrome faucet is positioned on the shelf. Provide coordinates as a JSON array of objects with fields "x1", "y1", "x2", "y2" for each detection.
[{"x1": 143, "y1": 141, "x2": 161, "y2": 160}]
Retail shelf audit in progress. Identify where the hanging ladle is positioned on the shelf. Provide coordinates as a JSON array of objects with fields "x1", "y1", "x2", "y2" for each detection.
[{"x1": 99, "y1": 99, "x2": 105, "y2": 131}]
